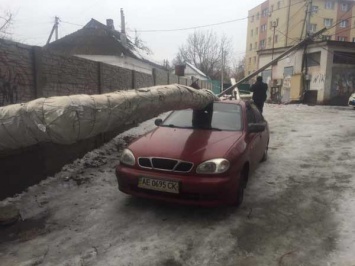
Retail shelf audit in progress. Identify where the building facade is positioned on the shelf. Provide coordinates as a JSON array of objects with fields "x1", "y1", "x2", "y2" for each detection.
[{"x1": 245, "y1": 0, "x2": 355, "y2": 105}]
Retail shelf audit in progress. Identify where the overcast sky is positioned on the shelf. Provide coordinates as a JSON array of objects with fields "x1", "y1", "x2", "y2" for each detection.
[{"x1": 2, "y1": 0, "x2": 265, "y2": 64}]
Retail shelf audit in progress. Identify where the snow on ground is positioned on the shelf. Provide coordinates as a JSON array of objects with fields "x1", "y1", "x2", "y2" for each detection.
[{"x1": 0, "y1": 104, "x2": 355, "y2": 266}]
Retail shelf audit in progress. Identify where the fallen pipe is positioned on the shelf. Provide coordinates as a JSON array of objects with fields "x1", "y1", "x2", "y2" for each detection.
[{"x1": 0, "y1": 84, "x2": 218, "y2": 152}]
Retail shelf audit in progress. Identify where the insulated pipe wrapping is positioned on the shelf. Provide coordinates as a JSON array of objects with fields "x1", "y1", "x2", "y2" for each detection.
[{"x1": 0, "y1": 84, "x2": 218, "y2": 151}]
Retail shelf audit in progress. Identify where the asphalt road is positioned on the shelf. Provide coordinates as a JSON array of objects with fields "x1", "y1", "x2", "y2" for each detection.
[{"x1": 1, "y1": 104, "x2": 355, "y2": 266}]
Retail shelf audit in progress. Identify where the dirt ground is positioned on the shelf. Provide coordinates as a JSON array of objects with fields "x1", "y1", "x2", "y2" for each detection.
[{"x1": 0, "y1": 104, "x2": 355, "y2": 266}]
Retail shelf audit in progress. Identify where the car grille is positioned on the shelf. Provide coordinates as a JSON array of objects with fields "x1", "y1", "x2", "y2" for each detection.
[{"x1": 138, "y1": 157, "x2": 193, "y2": 173}]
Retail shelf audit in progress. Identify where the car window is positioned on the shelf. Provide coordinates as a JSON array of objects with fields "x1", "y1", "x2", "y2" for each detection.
[{"x1": 162, "y1": 102, "x2": 243, "y2": 131}]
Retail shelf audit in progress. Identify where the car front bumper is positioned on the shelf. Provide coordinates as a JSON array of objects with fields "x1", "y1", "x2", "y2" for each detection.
[{"x1": 115, "y1": 165, "x2": 240, "y2": 207}]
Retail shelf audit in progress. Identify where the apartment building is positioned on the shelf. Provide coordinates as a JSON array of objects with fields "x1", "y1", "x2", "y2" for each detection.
[
  {"x1": 245, "y1": 0, "x2": 355, "y2": 105},
  {"x1": 245, "y1": 0, "x2": 355, "y2": 75}
]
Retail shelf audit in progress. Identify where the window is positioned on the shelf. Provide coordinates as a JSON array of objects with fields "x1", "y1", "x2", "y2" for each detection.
[
  {"x1": 341, "y1": 3, "x2": 349, "y2": 11},
  {"x1": 322, "y1": 35, "x2": 332, "y2": 40},
  {"x1": 268, "y1": 37, "x2": 272, "y2": 45},
  {"x1": 261, "y1": 24, "x2": 267, "y2": 32},
  {"x1": 308, "y1": 24, "x2": 317, "y2": 32},
  {"x1": 162, "y1": 103, "x2": 243, "y2": 131},
  {"x1": 256, "y1": 27, "x2": 259, "y2": 34},
  {"x1": 253, "y1": 56, "x2": 257, "y2": 64},
  {"x1": 251, "y1": 29, "x2": 253, "y2": 36},
  {"x1": 306, "y1": 52, "x2": 321, "y2": 67},
  {"x1": 311, "y1": 5, "x2": 319, "y2": 13},
  {"x1": 249, "y1": 44, "x2": 252, "y2": 51},
  {"x1": 251, "y1": 15, "x2": 254, "y2": 22},
  {"x1": 324, "y1": 18, "x2": 333, "y2": 27},
  {"x1": 277, "y1": 1, "x2": 281, "y2": 9},
  {"x1": 262, "y1": 8, "x2": 269, "y2": 17},
  {"x1": 256, "y1": 12, "x2": 260, "y2": 20},
  {"x1": 249, "y1": 57, "x2": 252, "y2": 64},
  {"x1": 271, "y1": 5, "x2": 274, "y2": 12},
  {"x1": 325, "y1": 1, "x2": 334, "y2": 9},
  {"x1": 340, "y1": 20, "x2": 348, "y2": 28},
  {"x1": 259, "y1": 39, "x2": 266, "y2": 49},
  {"x1": 254, "y1": 42, "x2": 257, "y2": 50},
  {"x1": 338, "y1": 36, "x2": 347, "y2": 41}
]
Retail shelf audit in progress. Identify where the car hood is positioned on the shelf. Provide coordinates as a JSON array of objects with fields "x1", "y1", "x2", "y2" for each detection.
[{"x1": 128, "y1": 126, "x2": 243, "y2": 162}]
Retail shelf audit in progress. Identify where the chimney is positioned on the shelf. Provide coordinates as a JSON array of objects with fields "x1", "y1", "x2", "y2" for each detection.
[
  {"x1": 106, "y1": 19, "x2": 115, "y2": 30},
  {"x1": 175, "y1": 65, "x2": 186, "y2": 76},
  {"x1": 120, "y1": 8, "x2": 127, "y2": 47}
]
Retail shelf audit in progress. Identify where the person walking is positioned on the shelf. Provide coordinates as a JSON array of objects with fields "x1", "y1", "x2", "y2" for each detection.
[{"x1": 250, "y1": 76, "x2": 268, "y2": 114}]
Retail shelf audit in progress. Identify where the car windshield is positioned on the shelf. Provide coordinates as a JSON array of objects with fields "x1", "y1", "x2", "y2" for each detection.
[{"x1": 162, "y1": 102, "x2": 242, "y2": 131}]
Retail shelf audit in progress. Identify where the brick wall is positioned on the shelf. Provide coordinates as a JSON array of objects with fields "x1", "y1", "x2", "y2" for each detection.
[{"x1": 0, "y1": 41, "x2": 35, "y2": 106}]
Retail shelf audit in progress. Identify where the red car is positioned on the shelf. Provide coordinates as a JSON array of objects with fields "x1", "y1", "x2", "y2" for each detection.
[{"x1": 115, "y1": 100, "x2": 269, "y2": 207}]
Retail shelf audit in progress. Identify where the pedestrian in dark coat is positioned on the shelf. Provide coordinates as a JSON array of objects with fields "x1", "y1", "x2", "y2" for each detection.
[{"x1": 250, "y1": 76, "x2": 268, "y2": 114}]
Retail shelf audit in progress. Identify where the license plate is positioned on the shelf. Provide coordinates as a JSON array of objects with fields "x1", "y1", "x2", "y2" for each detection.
[{"x1": 138, "y1": 177, "x2": 179, "y2": 194}]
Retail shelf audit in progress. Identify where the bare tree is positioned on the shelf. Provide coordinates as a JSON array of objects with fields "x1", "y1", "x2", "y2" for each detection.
[
  {"x1": 0, "y1": 10, "x2": 13, "y2": 39},
  {"x1": 173, "y1": 30, "x2": 232, "y2": 80}
]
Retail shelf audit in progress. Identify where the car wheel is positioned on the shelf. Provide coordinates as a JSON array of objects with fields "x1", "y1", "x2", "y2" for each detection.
[{"x1": 261, "y1": 141, "x2": 269, "y2": 162}]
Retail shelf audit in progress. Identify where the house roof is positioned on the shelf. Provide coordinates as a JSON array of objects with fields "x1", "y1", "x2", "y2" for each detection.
[
  {"x1": 44, "y1": 19, "x2": 138, "y2": 58},
  {"x1": 44, "y1": 19, "x2": 165, "y2": 70}
]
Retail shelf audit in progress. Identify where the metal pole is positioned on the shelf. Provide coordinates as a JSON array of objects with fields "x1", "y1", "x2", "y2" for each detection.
[{"x1": 220, "y1": 48, "x2": 224, "y2": 93}]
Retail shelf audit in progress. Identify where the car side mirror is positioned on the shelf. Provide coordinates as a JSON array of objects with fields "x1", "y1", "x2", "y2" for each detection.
[
  {"x1": 248, "y1": 123, "x2": 266, "y2": 133},
  {"x1": 155, "y1": 118, "x2": 163, "y2": 126}
]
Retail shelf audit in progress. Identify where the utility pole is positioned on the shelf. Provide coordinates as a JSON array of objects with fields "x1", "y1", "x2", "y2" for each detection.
[
  {"x1": 221, "y1": 48, "x2": 224, "y2": 93},
  {"x1": 271, "y1": 20, "x2": 278, "y2": 83},
  {"x1": 285, "y1": 0, "x2": 291, "y2": 46},
  {"x1": 46, "y1": 16, "x2": 59, "y2": 44}
]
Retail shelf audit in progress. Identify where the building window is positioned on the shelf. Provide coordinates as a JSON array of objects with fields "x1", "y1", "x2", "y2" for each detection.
[
  {"x1": 256, "y1": 12, "x2": 260, "y2": 20},
  {"x1": 259, "y1": 39, "x2": 266, "y2": 49},
  {"x1": 308, "y1": 24, "x2": 317, "y2": 32},
  {"x1": 268, "y1": 37, "x2": 271, "y2": 46},
  {"x1": 261, "y1": 24, "x2": 267, "y2": 32},
  {"x1": 277, "y1": 1, "x2": 281, "y2": 9},
  {"x1": 325, "y1": 1, "x2": 334, "y2": 9},
  {"x1": 249, "y1": 44, "x2": 252, "y2": 51},
  {"x1": 339, "y1": 20, "x2": 348, "y2": 28},
  {"x1": 253, "y1": 56, "x2": 257, "y2": 64},
  {"x1": 324, "y1": 18, "x2": 333, "y2": 27},
  {"x1": 251, "y1": 29, "x2": 253, "y2": 36},
  {"x1": 254, "y1": 42, "x2": 257, "y2": 50},
  {"x1": 341, "y1": 3, "x2": 349, "y2": 11},
  {"x1": 338, "y1": 36, "x2": 347, "y2": 41},
  {"x1": 249, "y1": 58, "x2": 252, "y2": 65},
  {"x1": 251, "y1": 15, "x2": 254, "y2": 22},
  {"x1": 271, "y1": 5, "x2": 274, "y2": 12},
  {"x1": 262, "y1": 8, "x2": 269, "y2": 17},
  {"x1": 311, "y1": 6, "x2": 319, "y2": 14},
  {"x1": 256, "y1": 27, "x2": 259, "y2": 34},
  {"x1": 322, "y1": 35, "x2": 332, "y2": 40}
]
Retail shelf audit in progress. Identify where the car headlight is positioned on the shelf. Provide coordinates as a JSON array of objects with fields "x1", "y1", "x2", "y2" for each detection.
[
  {"x1": 196, "y1": 159, "x2": 230, "y2": 174},
  {"x1": 120, "y1": 149, "x2": 135, "y2": 166}
]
